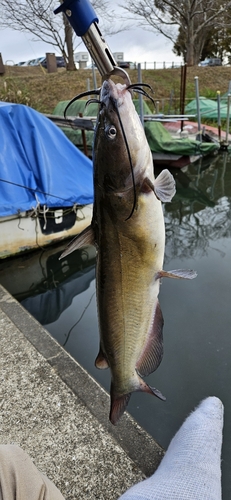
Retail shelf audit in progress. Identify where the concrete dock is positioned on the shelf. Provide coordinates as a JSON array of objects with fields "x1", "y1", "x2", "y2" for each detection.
[{"x1": 0, "y1": 284, "x2": 164, "y2": 499}]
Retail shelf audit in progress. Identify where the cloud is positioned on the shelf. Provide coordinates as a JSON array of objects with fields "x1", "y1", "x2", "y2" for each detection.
[
  {"x1": 0, "y1": 7, "x2": 182, "y2": 66},
  {"x1": 0, "y1": 28, "x2": 55, "y2": 64}
]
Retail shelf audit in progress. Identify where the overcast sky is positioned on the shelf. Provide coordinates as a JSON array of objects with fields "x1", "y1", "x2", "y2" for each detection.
[{"x1": 0, "y1": 4, "x2": 182, "y2": 67}]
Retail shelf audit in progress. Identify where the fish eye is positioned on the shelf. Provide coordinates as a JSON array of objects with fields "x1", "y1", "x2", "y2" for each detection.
[{"x1": 105, "y1": 125, "x2": 117, "y2": 139}]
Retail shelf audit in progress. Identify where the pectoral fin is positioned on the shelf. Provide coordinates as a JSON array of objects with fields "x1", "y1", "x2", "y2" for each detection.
[
  {"x1": 155, "y1": 269, "x2": 197, "y2": 280},
  {"x1": 153, "y1": 169, "x2": 176, "y2": 202},
  {"x1": 59, "y1": 224, "x2": 95, "y2": 259},
  {"x1": 136, "y1": 300, "x2": 164, "y2": 377},
  {"x1": 140, "y1": 177, "x2": 155, "y2": 194}
]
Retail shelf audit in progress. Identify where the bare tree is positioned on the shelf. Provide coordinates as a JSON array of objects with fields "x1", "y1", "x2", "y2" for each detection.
[
  {"x1": 121, "y1": 0, "x2": 231, "y2": 65},
  {"x1": 0, "y1": 0, "x2": 124, "y2": 70}
]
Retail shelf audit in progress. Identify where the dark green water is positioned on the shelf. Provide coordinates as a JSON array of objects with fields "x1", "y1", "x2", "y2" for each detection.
[{"x1": 1, "y1": 152, "x2": 231, "y2": 497}]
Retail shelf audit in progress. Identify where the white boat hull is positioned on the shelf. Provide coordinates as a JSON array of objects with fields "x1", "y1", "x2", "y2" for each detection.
[{"x1": 0, "y1": 204, "x2": 93, "y2": 259}]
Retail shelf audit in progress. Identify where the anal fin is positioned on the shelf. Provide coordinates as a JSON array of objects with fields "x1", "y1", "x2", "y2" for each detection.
[{"x1": 136, "y1": 300, "x2": 164, "y2": 378}]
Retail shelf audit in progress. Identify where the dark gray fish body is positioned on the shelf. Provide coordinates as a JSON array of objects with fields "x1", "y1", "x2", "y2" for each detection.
[{"x1": 61, "y1": 79, "x2": 196, "y2": 424}]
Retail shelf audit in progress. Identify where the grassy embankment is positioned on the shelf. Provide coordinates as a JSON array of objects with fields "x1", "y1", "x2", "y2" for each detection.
[{"x1": 0, "y1": 65, "x2": 230, "y2": 128}]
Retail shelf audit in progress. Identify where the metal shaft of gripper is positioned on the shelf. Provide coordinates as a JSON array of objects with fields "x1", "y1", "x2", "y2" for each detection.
[{"x1": 54, "y1": 0, "x2": 131, "y2": 86}]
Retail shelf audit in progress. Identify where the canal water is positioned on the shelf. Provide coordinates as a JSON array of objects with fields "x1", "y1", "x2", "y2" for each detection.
[{"x1": 0, "y1": 152, "x2": 231, "y2": 497}]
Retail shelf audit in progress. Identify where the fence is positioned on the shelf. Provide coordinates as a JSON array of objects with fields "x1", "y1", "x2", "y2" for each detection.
[{"x1": 133, "y1": 61, "x2": 183, "y2": 70}]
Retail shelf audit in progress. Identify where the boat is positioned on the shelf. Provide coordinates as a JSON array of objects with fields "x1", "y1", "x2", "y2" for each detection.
[
  {"x1": 0, "y1": 103, "x2": 94, "y2": 259},
  {"x1": 51, "y1": 99, "x2": 220, "y2": 168}
]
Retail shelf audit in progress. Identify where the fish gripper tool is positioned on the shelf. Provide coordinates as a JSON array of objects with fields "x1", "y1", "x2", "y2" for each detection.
[{"x1": 54, "y1": 0, "x2": 131, "y2": 86}]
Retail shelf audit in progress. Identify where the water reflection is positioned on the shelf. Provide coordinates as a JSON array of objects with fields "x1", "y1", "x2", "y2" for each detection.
[
  {"x1": 163, "y1": 154, "x2": 231, "y2": 262},
  {"x1": 0, "y1": 153, "x2": 231, "y2": 498},
  {"x1": 21, "y1": 249, "x2": 96, "y2": 325}
]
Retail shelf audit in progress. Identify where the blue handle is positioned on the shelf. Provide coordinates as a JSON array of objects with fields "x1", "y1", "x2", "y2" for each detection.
[{"x1": 54, "y1": 0, "x2": 98, "y2": 37}]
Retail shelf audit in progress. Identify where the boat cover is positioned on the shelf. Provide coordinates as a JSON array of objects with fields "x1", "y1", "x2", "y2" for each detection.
[
  {"x1": 185, "y1": 97, "x2": 228, "y2": 120},
  {"x1": 53, "y1": 99, "x2": 219, "y2": 156},
  {"x1": 0, "y1": 103, "x2": 93, "y2": 216}
]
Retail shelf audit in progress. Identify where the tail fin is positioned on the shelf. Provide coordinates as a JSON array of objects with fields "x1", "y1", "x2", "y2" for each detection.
[
  {"x1": 110, "y1": 385, "x2": 131, "y2": 425},
  {"x1": 109, "y1": 376, "x2": 165, "y2": 425},
  {"x1": 138, "y1": 373, "x2": 166, "y2": 401}
]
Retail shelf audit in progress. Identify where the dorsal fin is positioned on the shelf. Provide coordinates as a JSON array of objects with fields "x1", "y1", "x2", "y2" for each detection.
[
  {"x1": 136, "y1": 300, "x2": 164, "y2": 377},
  {"x1": 59, "y1": 224, "x2": 95, "y2": 259}
]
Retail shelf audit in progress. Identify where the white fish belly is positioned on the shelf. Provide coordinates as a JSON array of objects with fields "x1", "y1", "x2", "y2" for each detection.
[{"x1": 97, "y1": 190, "x2": 165, "y2": 394}]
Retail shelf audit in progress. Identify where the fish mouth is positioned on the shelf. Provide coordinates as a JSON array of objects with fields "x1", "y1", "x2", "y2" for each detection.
[{"x1": 101, "y1": 79, "x2": 127, "y2": 108}]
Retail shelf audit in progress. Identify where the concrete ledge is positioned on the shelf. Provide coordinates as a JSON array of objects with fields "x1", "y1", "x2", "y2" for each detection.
[{"x1": 0, "y1": 285, "x2": 164, "y2": 484}]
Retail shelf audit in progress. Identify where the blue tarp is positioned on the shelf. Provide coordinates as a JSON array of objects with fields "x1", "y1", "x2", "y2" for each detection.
[{"x1": 0, "y1": 103, "x2": 93, "y2": 216}]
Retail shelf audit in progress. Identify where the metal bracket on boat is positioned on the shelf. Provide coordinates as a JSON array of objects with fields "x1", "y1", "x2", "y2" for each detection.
[{"x1": 54, "y1": 0, "x2": 131, "y2": 86}]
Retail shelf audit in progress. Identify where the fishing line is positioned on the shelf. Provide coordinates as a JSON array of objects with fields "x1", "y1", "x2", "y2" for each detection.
[
  {"x1": 0, "y1": 177, "x2": 74, "y2": 203},
  {"x1": 63, "y1": 290, "x2": 96, "y2": 346}
]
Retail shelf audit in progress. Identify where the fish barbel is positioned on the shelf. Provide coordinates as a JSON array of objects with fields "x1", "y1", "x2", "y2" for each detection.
[{"x1": 61, "y1": 79, "x2": 196, "y2": 424}]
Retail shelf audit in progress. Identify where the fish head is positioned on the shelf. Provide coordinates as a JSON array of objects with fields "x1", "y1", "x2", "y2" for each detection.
[{"x1": 93, "y1": 79, "x2": 152, "y2": 194}]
